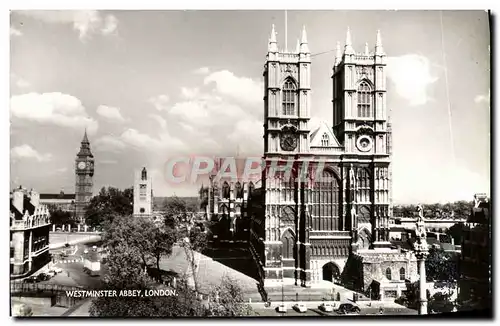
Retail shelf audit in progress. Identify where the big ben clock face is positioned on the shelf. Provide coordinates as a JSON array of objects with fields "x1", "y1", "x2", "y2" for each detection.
[
  {"x1": 281, "y1": 133, "x2": 298, "y2": 151},
  {"x1": 78, "y1": 161, "x2": 86, "y2": 170}
]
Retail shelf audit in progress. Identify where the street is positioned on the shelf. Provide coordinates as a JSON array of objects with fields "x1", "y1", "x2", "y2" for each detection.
[{"x1": 42, "y1": 242, "x2": 107, "y2": 289}]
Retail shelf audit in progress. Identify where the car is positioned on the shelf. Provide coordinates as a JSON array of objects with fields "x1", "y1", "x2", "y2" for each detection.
[
  {"x1": 23, "y1": 276, "x2": 37, "y2": 283},
  {"x1": 319, "y1": 302, "x2": 335, "y2": 312},
  {"x1": 293, "y1": 302, "x2": 307, "y2": 313},
  {"x1": 46, "y1": 271, "x2": 56, "y2": 277},
  {"x1": 53, "y1": 267, "x2": 63, "y2": 273},
  {"x1": 336, "y1": 303, "x2": 361, "y2": 314},
  {"x1": 277, "y1": 303, "x2": 287, "y2": 313},
  {"x1": 36, "y1": 273, "x2": 50, "y2": 281}
]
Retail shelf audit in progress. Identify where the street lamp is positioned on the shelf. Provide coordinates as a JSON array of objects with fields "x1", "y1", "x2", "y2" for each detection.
[{"x1": 413, "y1": 205, "x2": 429, "y2": 315}]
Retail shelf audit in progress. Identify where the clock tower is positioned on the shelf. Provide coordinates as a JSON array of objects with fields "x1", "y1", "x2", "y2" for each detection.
[{"x1": 75, "y1": 130, "x2": 94, "y2": 224}]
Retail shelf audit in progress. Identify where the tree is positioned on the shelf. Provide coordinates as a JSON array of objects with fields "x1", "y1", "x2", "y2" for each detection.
[
  {"x1": 49, "y1": 208, "x2": 75, "y2": 227},
  {"x1": 85, "y1": 187, "x2": 133, "y2": 227},
  {"x1": 206, "y1": 277, "x2": 254, "y2": 317},
  {"x1": 151, "y1": 225, "x2": 177, "y2": 274},
  {"x1": 425, "y1": 247, "x2": 460, "y2": 293},
  {"x1": 181, "y1": 227, "x2": 208, "y2": 292}
]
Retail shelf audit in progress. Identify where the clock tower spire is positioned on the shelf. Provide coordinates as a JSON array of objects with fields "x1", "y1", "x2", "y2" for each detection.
[{"x1": 75, "y1": 129, "x2": 94, "y2": 224}]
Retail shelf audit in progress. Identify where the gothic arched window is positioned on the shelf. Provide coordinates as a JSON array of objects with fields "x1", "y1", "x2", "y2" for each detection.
[
  {"x1": 222, "y1": 182, "x2": 230, "y2": 199},
  {"x1": 321, "y1": 133, "x2": 329, "y2": 146},
  {"x1": 282, "y1": 229, "x2": 294, "y2": 259},
  {"x1": 235, "y1": 182, "x2": 243, "y2": 199},
  {"x1": 356, "y1": 168, "x2": 371, "y2": 203},
  {"x1": 282, "y1": 79, "x2": 297, "y2": 116},
  {"x1": 386, "y1": 268, "x2": 392, "y2": 280},
  {"x1": 357, "y1": 81, "x2": 372, "y2": 118},
  {"x1": 399, "y1": 267, "x2": 406, "y2": 281},
  {"x1": 141, "y1": 168, "x2": 147, "y2": 180},
  {"x1": 312, "y1": 170, "x2": 340, "y2": 231}
]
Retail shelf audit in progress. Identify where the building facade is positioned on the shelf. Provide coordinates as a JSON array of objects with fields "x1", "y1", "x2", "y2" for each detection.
[
  {"x1": 10, "y1": 187, "x2": 51, "y2": 278},
  {"x1": 133, "y1": 167, "x2": 153, "y2": 217},
  {"x1": 199, "y1": 159, "x2": 255, "y2": 243},
  {"x1": 75, "y1": 130, "x2": 95, "y2": 224},
  {"x1": 248, "y1": 26, "x2": 417, "y2": 294},
  {"x1": 459, "y1": 193, "x2": 491, "y2": 311},
  {"x1": 39, "y1": 191, "x2": 76, "y2": 213}
]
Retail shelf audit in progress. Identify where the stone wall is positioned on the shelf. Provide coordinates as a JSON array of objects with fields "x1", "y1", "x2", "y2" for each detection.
[{"x1": 357, "y1": 249, "x2": 418, "y2": 292}]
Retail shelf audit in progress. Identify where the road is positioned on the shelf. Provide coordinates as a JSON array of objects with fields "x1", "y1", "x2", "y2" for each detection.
[{"x1": 42, "y1": 242, "x2": 107, "y2": 289}]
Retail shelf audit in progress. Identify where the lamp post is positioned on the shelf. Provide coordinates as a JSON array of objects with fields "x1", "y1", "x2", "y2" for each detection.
[{"x1": 413, "y1": 205, "x2": 429, "y2": 315}]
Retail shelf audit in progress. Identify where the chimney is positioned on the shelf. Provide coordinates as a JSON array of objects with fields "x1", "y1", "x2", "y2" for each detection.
[
  {"x1": 29, "y1": 189, "x2": 40, "y2": 207},
  {"x1": 13, "y1": 188, "x2": 25, "y2": 214}
]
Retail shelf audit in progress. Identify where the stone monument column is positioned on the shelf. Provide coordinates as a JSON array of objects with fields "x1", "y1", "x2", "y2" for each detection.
[{"x1": 413, "y1": 205, "x2": 429, "y2": 315}]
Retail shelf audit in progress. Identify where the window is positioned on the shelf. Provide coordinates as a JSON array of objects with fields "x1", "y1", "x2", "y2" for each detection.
[
  {"x1": 141, "y1": 168, "x2": 147, "y2": 180},
  {"x1": 222, "y1": 182, "x2": 230, "y2": 199},
  {"x1": 321, "y1": 133, "x2": 329, "y2": 146},
  {"x1": 140, "y1": 208, "x2": 145, "y2": 213},
  {"x1": 282, "y1": 79, "x2": 297, "y2": 116},
  {"x1": 400, "y1": 267, "x2": 406, "y2": 281},
  {"x1": 385, "y1": 268, "x2": 392, "y2": 280},
  {"x1": 312, "y1": 170, "x2": 340, "y2": 231},
  {"x1": 139, "y1": 184, "x2": 147, "y2": 201},
  {"x1": 357, "y1": 81, "x2": 372, "y2": 118}
]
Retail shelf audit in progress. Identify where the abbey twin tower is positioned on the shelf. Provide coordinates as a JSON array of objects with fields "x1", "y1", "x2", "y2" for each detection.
[{"x1": 243, "y1": 25, "x2": 418, "y2": 297}]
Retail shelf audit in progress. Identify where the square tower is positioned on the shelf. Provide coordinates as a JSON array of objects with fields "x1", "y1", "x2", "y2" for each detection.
[
  {"x1": 263, "y1": 25, "x2": 311, "y2": 155},
  {"x1": 133, "y1": 167, "x2": 153, "y2": 217}
]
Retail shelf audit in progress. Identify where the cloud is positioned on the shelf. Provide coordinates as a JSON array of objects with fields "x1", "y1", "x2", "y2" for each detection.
[
  {"x1": 99, "y1": 159, "x2": 118, "y2": 164},
  {"x1": 56, "y1": 167, "x2": 68, "y2": 173},
  {"x1": 96, "y1": 105, "x2": 126, "y2": 122},
  {"x1": 94, "y1": 135, "x2": 126, "y2": 153},
  {"x1": 10, "y1": 27, "x2": 22, "y2": 36},
  {"x1": 17, "y1": 10, "x2": 118, "y2": 41},
  {"x1": 204, "y1": 70, "x2": 263, "y2": 105},
  {"x1": 194, "y1": 67, "x2": 210, "y2": 75},
  {"x1": 150, "y1": 69, "x2": 263, "y2": 157},
  {"x1": 474, "y1": 92, "x2": 490, "y2": 104},
  {"x1": 148, "y1": 95, "x2": 170, "y2": 111},
  {"x1": 10, "y1": 74, "x2": 30, "y2": 88},
  {"x1": 387, "y1": 54, "x2": 438, "y2": 106},
  {"x1": 11, "y1": 144, "x2": 52, "y2": 162},
  {"x1": 10, "y1": 92, "x2": 98, "y2": 133},
  {"x1": 120, "y1": 128, "x2": 184, "y2": 152},
  {"x1": 180, "y1": 87, "x2": 200, "y2": 100},
  {"x1": 149, "y1": 114, "x2": 167, "y2": 130}
]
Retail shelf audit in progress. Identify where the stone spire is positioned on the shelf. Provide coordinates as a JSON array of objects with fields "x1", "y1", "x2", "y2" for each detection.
[
  {"x1": 82, "y1": 128, "x2": 89, "y2": 144},
  {"x1": 364, "y1": 42, "x2": 370, "y2": 56},
  {"x1": 344, "y1": 27, "x2": 355, "y2": 55},
  {"x1": 375, "y1": 29, "x2": 385, "y2": 55},
  {"x1": 299, "y1": 26, "x2": 310, "y2": 54},
  {"x1": 334, "y1": 41, "x2": 342, "y2": 66},
  {"x1": 268, "y1": 24, "x2": 278, "y2": 53},
  {"x1": 295, "y1": 38, "x2": 300, "y2": 53},
  {"x1": 78, "y1": 129, "x2": 92, "y2": 157}
]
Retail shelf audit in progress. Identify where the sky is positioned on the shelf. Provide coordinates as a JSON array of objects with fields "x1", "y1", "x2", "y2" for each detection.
[{"x1": 9, "y1": 10, "x2": 491, "y2": 204}]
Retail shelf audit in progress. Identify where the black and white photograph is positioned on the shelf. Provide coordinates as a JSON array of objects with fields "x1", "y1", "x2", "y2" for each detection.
[{"x1": 7, "y1": 7, "x2": 492, "y2": 318}]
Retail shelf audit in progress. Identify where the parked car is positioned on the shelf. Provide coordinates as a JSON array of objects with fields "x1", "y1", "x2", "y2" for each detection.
[
  {"x1": 23, "y1": 276, "x2": 37, "y2": 283},
  {"x1": 336, "y1": 303, "x2": 360, "y2": 314},
  {"x1": 293, "y1": 302, "x2": 307, "y2": 313},
  {"x1": 46, "y1": 271, "x2": 56, "y2": 277},
  {"x1": 319, "y1": 302, "x2": 335, "y2": 312},
  {"x1": 36, "y1": 273, "x2": 50, "y2": 281},
  {"x1": 277, "y1": 303, "x2": 287, "y2": 313},
  {"x1": 53, "y1": 267, "x2": 63, "y2": 273}
]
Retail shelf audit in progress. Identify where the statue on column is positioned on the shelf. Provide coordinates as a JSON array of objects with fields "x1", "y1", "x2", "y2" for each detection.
[{"x1": 414, "y1": 204, "x2": 428, "y2": 253}]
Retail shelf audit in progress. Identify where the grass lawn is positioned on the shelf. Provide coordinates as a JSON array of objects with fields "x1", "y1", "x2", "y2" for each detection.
[{"x1": 158, "y1": 246, "x2": 259, "y2": 294}]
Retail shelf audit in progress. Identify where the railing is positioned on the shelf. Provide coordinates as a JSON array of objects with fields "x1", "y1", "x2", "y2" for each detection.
[
  {"x1": 10, "y1": 281, "x2": 84, "y2": 295},
  {"x1": 11, "y1": 220, "x2": 51, "y2": 231}
]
